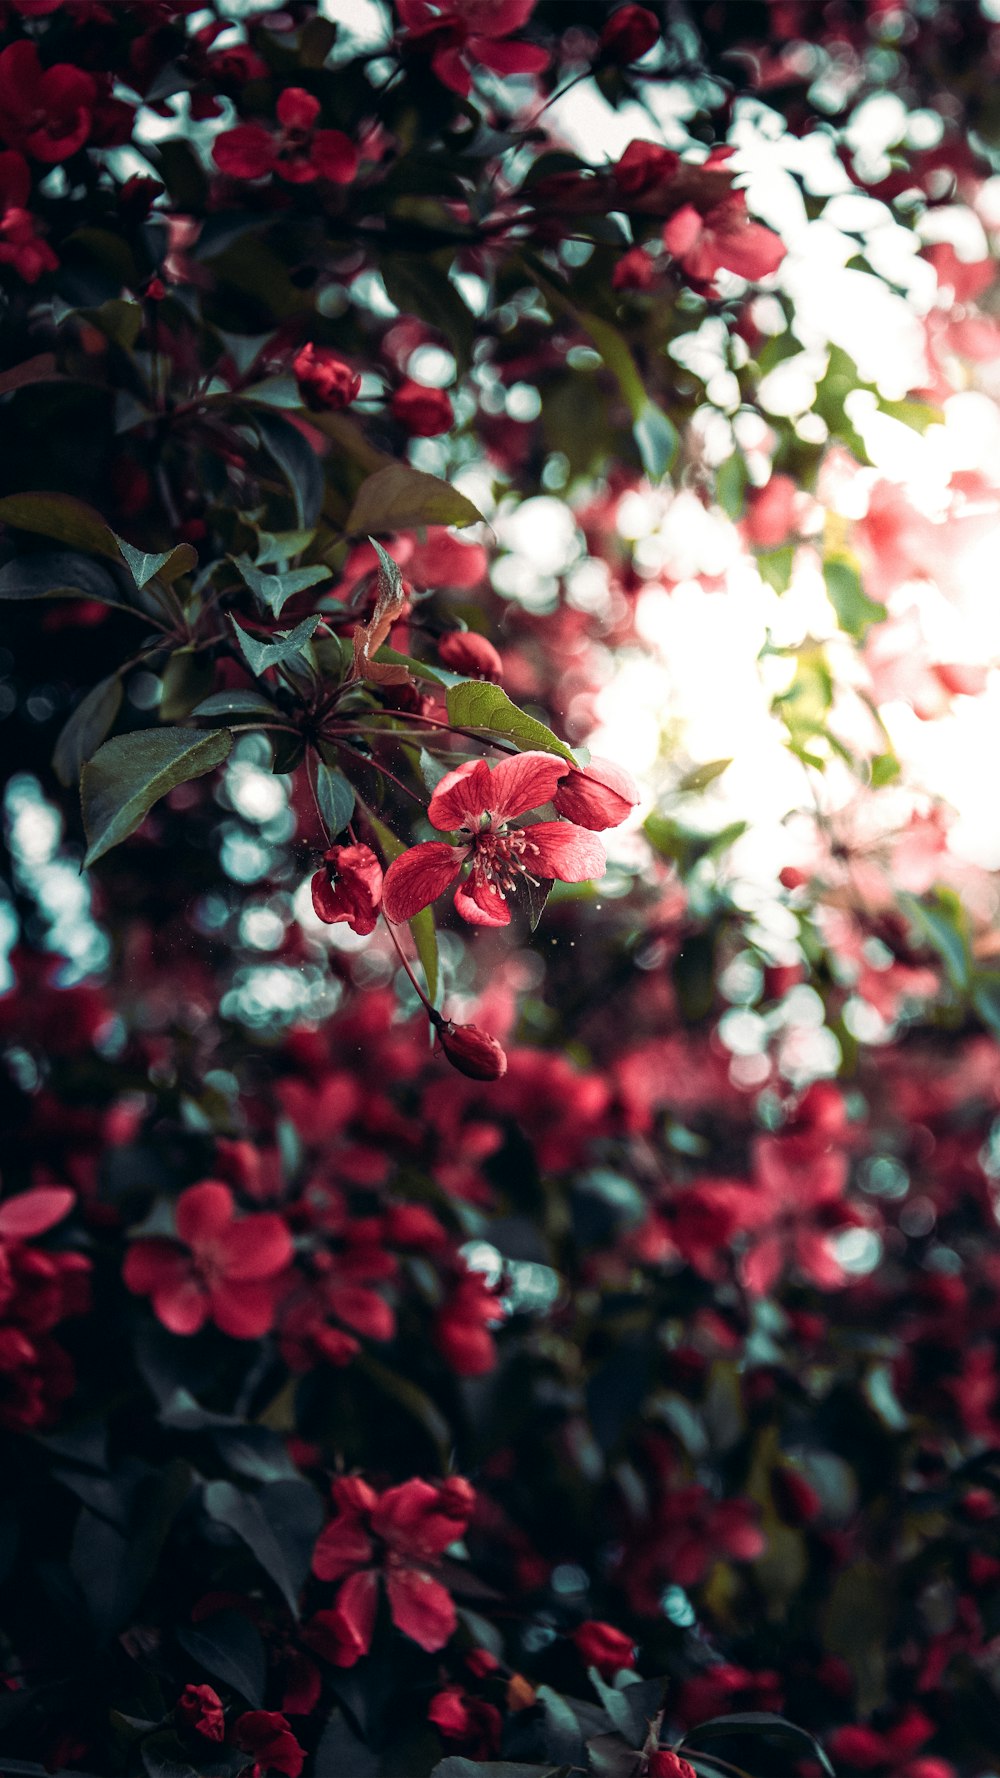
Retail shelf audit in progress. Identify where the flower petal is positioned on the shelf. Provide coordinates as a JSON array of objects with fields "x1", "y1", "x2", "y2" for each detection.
[
  {"x1": 176, "y1": 1180, "x2": 235, "y2": 1248},
  {"x1": 552, "y1": 758, "x2": 639, "y2": 830},
  {"x1": 385, "y1": 1566, "x2": 456, "y2": 1652},
  {"x1": 523, "y1": 820, "x2": 606, "y2": 883},
  {"x1": 454, "y1": 874, "x2": 511, "y2": 927},
  {"x1": 487, "y1": 751, "x2": 569, "y2": 823},
  {"x1": 382, "y1": 843, "x2": 462, "y2": 923},
  {"x1": 427, "y1": 759, "x2": 493, "y2": 831},
  {"x1": 212, "y1": 123, "x2": 275, "y2": 179},
  {"x1": 0, "y1": 1185, "x2": 74, "y2": 1240},
  {"x1": 210, "y1": 1278, "x2": 280, "y2": 1338},
  {"x1": 216, "y1": 1212, "x2": 294, "y2": 1280},
  {"x1": 153, "y1": 1276, "x2": 210, "y2": 1336}
]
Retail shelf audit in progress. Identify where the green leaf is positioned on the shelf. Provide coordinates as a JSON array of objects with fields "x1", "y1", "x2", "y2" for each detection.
[
  {"x1": 115, "y1": 537, "x2": 197, "y2": 589},
  {"x1": 192, "y1": 689, "x2": 282, "y2": 721},
  {"x1": 231, "y1": 614, "x2": 320, "y2": 676},
  {"x1": 899, "y1": 889, "x2": 970, "y2": 991},
  {"x1": 81, "y1": 727, "x2": 232, "y2": 867},
  {"x1": 446, "y1": 681, "x2": 575, "y2": 763},
  {"x1": 633, "y1": 400, "x2": 678, "y2": 482},
  {"x1": 254, "y1": 528, "x2": 317, "y2": 566},
  {"x1": 972, "y1": 973, "x2": 1000, "y2": 1037},
  {"x1": 202, "y1": 1478, "x2": 320, "y2": 1618},
  {"x1": 680, "y1": 1714, "x2": 836, "y2": 1778},
  {"x1": 255, "y1": 408, "x2": 324, "y2": 528},
  {"x1": 346, "y1": 464, "x2": 484, "y2": 535},
  {"x1": 141, "y1": 1730, "x2": 245, "y2": 1778},
  {"x1": 433, "y1": 1764, "x2": 563, "y2": 1778},
  {"x1": 0, "y1": 549, "x2": 122, "y2": 603},
  {"x1": 0, "y1": 492, "x2": 121, "y2": 559},
  {"x1": 716, "y1": 453, "x2": 747, "y2": 521},
  {"x1": 176, "y1": 1612, "x2": 266, "y2": 1708},
  {"x1": 823, "y1": 555, "x2": 886, "y2": 638},
  {"x1": 233, "y1": 554, "x2": 329, "y2": 619},
  {"x1": 315, "y1": 762, "x2": 356, "y2": 838},
  {"x1": 314, "y1": 1712, "x2": 380, "y2": 1778},
  {"x1": 368, "y1": 813, "x2": 439, "y2": 1005},
  {"x1": 159, "y1": 650, "x2": 214, "y2": 723},
  {"x1": 52, "y1": 673, "x2": 123, "y2": 787},
  {"x1": 756, "y1": 545, "x2": 795, "y2": 593},
  {"x1": 676, "y1": 758, "x2": 732, "y2": 793}
]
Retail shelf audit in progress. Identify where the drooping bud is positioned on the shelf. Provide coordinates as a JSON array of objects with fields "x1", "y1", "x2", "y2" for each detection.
[
  {"x1": 311, "y1": 845, "x2": 383, "y2": 935},
  {"x1": 599, "y1": 5, "x2": 659, "y2": 64},
  {"x1": 435, "y1": 1017, "x2": 507, "y2": 1081},
  {"x1": 571, "y1": 1619, "x2": 636, "y2": 1678},
  {"x1": 646, "y1": 1753, "x2": 697, "y2": 1778}
]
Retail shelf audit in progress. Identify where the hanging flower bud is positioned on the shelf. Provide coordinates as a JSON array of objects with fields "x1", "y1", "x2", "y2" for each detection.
[
  {"x1": 311, "y1": 845, "x2": 383, "y2": 935},
  {"x1": 437, "y1": 630, "x2": 503, "y2": 681},
  {"x1": 571, "y1": 1620, "x2": 636, "y2": 1677},
  {"x1": 293, "y1": 343, "x2": 362, "y2": 410},
  {"x1": 599, "y1": 5, "x2": 659, "y2": 64},
  {"x1": 646, "y1": 1753, "x2": 697, "y2": 1778},
  {"x1": 435, "y1": 1017, "x2": 508, "y2": 1081}
]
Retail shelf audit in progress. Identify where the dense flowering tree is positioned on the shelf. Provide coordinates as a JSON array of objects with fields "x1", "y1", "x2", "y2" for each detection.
[{"x1": 3, "y1": 5, "x2": 1000, "y2": 1778}]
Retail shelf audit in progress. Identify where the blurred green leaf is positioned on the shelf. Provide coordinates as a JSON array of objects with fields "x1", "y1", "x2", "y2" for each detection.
[{"x1": 81, "y1": 727, "x2": 232, "y2": 866}]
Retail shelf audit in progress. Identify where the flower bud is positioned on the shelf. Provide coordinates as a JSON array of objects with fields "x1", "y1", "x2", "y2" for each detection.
[
  {"x1": 647, "y1": 1753, "x2": 697, "y2": 1778},
  {"x1": 293, "y1": 343, "x2": 362, "y2": 411},
  {"x1": 176, "y1": 1683, "x2": 225, "y2": 1743},
  {"x1": 599, "y1": 5, "x2": 659, "y2": 64},
  {"x1": 436, "y1": 1019, "x2": 507, "y2": 1081},
  {"x1": 571, "y1": 1619, "x2": 636, "y2": 1678},
  {"x1": 311, "y1": 845, "x2": 383, "y2": 935},
  {"x1": 391, "y1": 379, "x2": 454, "y2": 437}
]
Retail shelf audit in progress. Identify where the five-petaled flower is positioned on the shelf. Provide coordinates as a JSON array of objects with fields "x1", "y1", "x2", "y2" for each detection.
[
  {"x1": 663, "y1": 192, "x2": 786, "y2": 292},
  {"x1": 308, "y1": 1474, "x2": 475, "y2": 1662},
  {"x1": 123, "y1": 1180, "x2": 293, "y2": 1339},
  {"x1": 381, "y1": 752, "x2": 606, "y2": 928},
  {"x1": 213, "y1": 88, "x2": 357, "y2": 185}
]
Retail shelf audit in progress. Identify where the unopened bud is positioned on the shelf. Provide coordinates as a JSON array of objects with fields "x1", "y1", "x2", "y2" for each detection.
[{"x1": 435, "y1": 1017, "x2": 507, "y2": 1081}]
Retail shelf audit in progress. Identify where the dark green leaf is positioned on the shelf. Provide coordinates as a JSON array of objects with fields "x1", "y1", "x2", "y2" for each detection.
[
  {"x1": 633, "y1": 401, "x2": 678, "y2": 482},
  {"x1": 52, "y1": 673, "x2": 123, "y2": 787},
  {"x1": 0, "y1": 492, "x2": 121, "y2": 559},
  {"x1": 536, "y1": 1688, "x2": 586, "y2": 1768},
  {"x1": 141, "y1": 1730, "x2": 246, "y2": 1778},
  {"x1": 81, "y1": 727, "x2": 232, "y2": 866},
  {"x1": 255, "y1": 409, "x2": 324, "y2": 528},
  {"x1": 192, "y1": 690, "x2": 282, "y2": 721},
  {"x1": 176, "y1": 1612, "x2": 266, "y2": 1708},
  {"x1": 522, "y1": 874, "x2": 553, "y2": 932},
  {"x1": 445, "y1": 681, "x2": 575, "y2": 763},
  {"x1": 0, "y1": 549, "x2": 122, "y2": 603},
  {"x1": 159, "y1": 650, "x2": 214, "y2": 723},
  {"x1": 233, "y1": 555, "x2": 329, "y2": 618},
  {"x1": 368, "y1": 814, "x2": 439, "y2": 1004},
  {"x1": 433, "y1": 1764, "x2": 562, "y2": 1778},
  {"x1": 314, "y1": 1711, "x2": 380, "y2": 1778},
  {"x1": 346, "y1": 464, "x2": 483, "y2": 535},
  {"x1": 231, "y1": 614, "x2": 320, "y2": 676},
  {"x1": 202, "y1": 1478, "x2": 320, "y2": 1617},
  {"x1": 680, "y1": 1714, "x2": 836, "y2": 1778},
  {"x1": 315, "y1": 762, "x2": 355, "y2": 838}
]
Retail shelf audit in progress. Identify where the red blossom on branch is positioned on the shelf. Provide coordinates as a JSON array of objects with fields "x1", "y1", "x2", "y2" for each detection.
[
  {"x1": 213, "y1": 89, "x2": 357, "y2": 185},
  {"x1": 396, "y1": 0, "x2": 549, "y2": 97},
  {"x1": 0, "y1": 40, "x2": 95, "y2": 162},
  {"x1": 382, "y1": 751, "x2": 607, "y2": 928},
  {"x1": 311, "y1": 845, "x2": 384, "y2": 935}
]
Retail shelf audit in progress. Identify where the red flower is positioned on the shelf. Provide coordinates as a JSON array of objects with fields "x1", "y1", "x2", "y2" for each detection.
[
  {"x1": 552, "y1": 758, "x2": 639, "y2": 831},
  {"x1": 396, "y1": 0, "x2": 549, "y2": 98},
  {"x1": 599, "y1": 5, "x2": 659, "y2": 63},
  {"x1": 390, "y1": 379, "x2": 454, "y2": 437},
  {"x1": 428, "y1": 1687, "x2": 502, "y2": 1757},
  {"x1": 293, "y1": 344, "x2": 362, "y2": 410},
  {"x1": 0, "y1": 152, "x2": 57, "y2": 283},
  {"x1": 122, "y1": 1180, "x2": 293, "y2": 1339},
  {"x1": 571, "y1": 1619, "x2": 636, "y2": 1677},
  {"x1": 647, "y1": 1754, "x2": 697, "y2": 1778},
  {"x1": 213, "y1": 89, "x2": 357, "y2": 185},
  {"x1": 309, "y1": 1474, "x2": 474, "y2": 1661},
  {"x1": 435, "y1": 1268, "x2": 504, "y2": 1373},
  {"x1": 232, "y1": 1711, "x2": 305, "y2": 1778},
  {"x1": 612, "y1": 246, "x2": 658, "y2": 291},
  {"x1": 311, "y1": 846, "x2": 383, "y2": 935},
  {"x1": 176, "y1": 1683, "x2": 225, "y2": 1743},
  {"x1": 0, "y1": 42, "x2": 95, "y2": 163},
  {"x1": 437, "y1": 630, "x2": 503, "y2": 680},
  {"x1": 382, "y1": 751, "x2": 605, "y2": 928},
  {"x1": 663, "y1": 193, "x2": 786, "y2": 291},
  {"x1": 0, "y1": 1186, "x2": 74, "y2": 1242}
]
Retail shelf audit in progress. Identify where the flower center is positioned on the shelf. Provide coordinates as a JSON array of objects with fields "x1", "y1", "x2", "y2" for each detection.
[{"x1": 468, "y1": 823, "x2": 540, "y2": 896}]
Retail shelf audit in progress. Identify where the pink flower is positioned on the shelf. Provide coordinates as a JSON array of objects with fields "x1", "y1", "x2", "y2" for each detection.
[
  {"x1": 213, "y1": 89, "x2": 357, "y2": 185},
  {"x1": 436, "y1": 630, "x2": 503, "y2": 680},
  {"x1": 176, "y1": 1683, "x2": 225, "y2": 1743},
  {"x1": 0, "y1": 41, "x2": 95, "y2": 163},
  {"x1": 396, "y1": 0, "x2": 549, "y2": 98},
  {"x1": 382, "y1": 751, "x2": 606, "y2": 928},
  {"x1": 309, "y1": 1475, "x2": 474, "y2": 1661},
  {"x1": 232, "y1": 1711, "x2": 305, "y2": 1778},
  {"x1": 123, "y1": 1180, "x2": 293, "y2": 1339},
  {"x1": 311, "y1": 846, "x2": 383, "y2": 935},
  {"x1": 428, "y1": 1687, "x2": 502, "y2": 1757},
  {"x1": 0, "y1": 152, "x2": 57, "y2": 283},
  {"x1": 663, "y1": 192, "x2": 786, "y2": 291}
]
